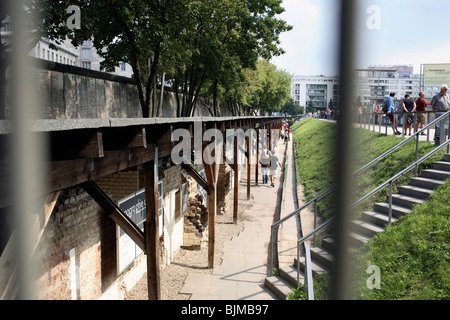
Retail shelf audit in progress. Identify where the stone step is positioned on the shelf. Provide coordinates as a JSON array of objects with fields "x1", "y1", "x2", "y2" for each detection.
[
  {"x1": 398, "y1": 185, "x2": 434, "y2": 200},
  {"x1": 362, "y1": 211, "x2": 397, "y2": 227},
  {"x1": 310, "y1": 247, "x2": 333, "y2": 270},
  {"x1": 348, "y1": 232, "x2": 371, "y2": 248},
  {"x1": 391, "y1": 194, "x2": 425, "y2": 209},
  {"x1": 264, "y1": 276, "x2": 293, "y2": 300},
  {"x1": 434, "y1": 161, "x2": 450, "y2": 172},
  {"x1": 374, "y1": 202, "x2": 411, "y2": 218},
  {"x1": 321, "y1": 237, "x2": 335, "y2": 252},
  {"x1": 279, "y1": 265, "x2": 304, "y2": 288},
  {"x1": 410, "y1": 177, "x2": 446, "y2": 190},
  {"x1": 350, "y1": 219, "x2": 385, "y2": 238},
  {"x1": 421, "y1": 169, "x2": 450, "y2": 181},
  {"x1": 444, "y1": 154, "x2": 450, "y2": 162},
  {"x1": 294, "y1": 256, "x2": 328, "y2": 276}
]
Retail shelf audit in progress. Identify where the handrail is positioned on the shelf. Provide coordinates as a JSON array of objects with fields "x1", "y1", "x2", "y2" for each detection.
[
  {"x1": 296, "y1": 135, "x2": 450, "y2": 250},
  {"x1": 294, "y1": 136, "x2": 450, "y2": 287},
  {"x1": 273, "y1": 110, "x2": 450, "y2": 290},
  {"x1": 353, "y1": 137, "x2": 450, "y2": 208},
  {"x1": 272, "y1": 109, "x2": 450, "y2": 231},
  {"x1": 272, "y1": 186, "x2": 336, "y2": 228},
  {"x1": 354, "y1": 109, "x2": 450, "y2": 175}
]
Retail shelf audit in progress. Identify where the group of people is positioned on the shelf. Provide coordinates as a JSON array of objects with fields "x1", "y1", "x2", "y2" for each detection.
[
  {"x1": 259, "y1": 149, "x2": 281, "y2": 188},
  {"x1": 384, "y1": 85, "x2": 450, "y2": 143}
]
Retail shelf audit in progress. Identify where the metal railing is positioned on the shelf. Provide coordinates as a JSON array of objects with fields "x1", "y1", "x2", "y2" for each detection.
[
  {"x1": 294, "y1": 135, "x2": 450, "y2": 289},
  {"x1": 358, "y1": 110, "x2": 449, "y2": 143},
  {"x1": 271, "y1": 109, "x2": 450, "y2": 294}
]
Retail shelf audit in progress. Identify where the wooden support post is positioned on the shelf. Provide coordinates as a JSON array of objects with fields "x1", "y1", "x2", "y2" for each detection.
[
  {"x1": 255, "y1": 129, "x2": 259, "y2": 185},
  {"x1": 246, "y1": 135, "x2": 250, "y2": 200},
  {"x1": 202, "y1": 137, "x2": 218, "y2": 269},
  {"x1": 268, "y1": 125, "x2": 272, "y2": 151},
  {"x1": 233, "y1": 135, "x2": 239, "y2": 224},
  {"x1": 143, "y1": 145, "x2": 160, "y2": 300}
]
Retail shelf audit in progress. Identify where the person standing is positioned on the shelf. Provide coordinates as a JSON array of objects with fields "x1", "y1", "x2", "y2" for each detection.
[
  {"x1": 431, "y1": 85, "x2": 450, "y2": 145},
  {"x1": 386, "y1": 92, "x2": 401, "y2": 135},
  {"x1": 402, "y1": 94, "x2": 416, "y2": 136},
  {"x1": 415, "y1": 91, "x2": 428, "y2": 134}
]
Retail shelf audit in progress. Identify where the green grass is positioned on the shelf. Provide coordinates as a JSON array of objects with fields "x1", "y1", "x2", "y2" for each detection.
[
  {"x1": 354, "y1": 180, "x2": 450, "y2": 300},
  {"x1": 290, "y1": 119, "x2": 449, "y2": 300},
  {"x1": 292, "y1": 119, "x2": 337, "y2": 219},
  {"x1": 292, "y1": 119, "x2": 444, "y2": 219}
]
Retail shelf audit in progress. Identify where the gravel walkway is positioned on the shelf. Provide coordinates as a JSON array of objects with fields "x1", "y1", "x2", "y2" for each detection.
[{"x1": 125, "y1": 189, "x2": 246, "y2": 300}]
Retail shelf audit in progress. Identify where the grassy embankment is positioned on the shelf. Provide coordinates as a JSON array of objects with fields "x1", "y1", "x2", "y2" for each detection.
[{"x1": 289, "y1": 118, "x2": 449, "y2": 299}]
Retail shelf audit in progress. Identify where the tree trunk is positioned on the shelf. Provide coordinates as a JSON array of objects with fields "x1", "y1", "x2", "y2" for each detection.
[
  {"x1": 213, "y1": 78, "x2": 218, "y2": 117},
  {"x1": 157, "y1": 71, "x2": 165, "y2": 117}
]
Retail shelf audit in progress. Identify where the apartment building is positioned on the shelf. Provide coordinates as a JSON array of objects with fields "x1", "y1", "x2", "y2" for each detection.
[
  {"x1": 291, "y1": 75, "x2": 339, "y2": 109},
  {"x1": 1, "y1": 17, "x2": 133, "y2": 78},
  {"x1": 354, "y1": 65, "x2": 421, "y2": 108}
]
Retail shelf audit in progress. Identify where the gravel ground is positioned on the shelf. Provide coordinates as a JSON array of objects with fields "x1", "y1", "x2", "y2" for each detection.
[{"x1": 125, "y1": 195, "x2": 245, "y2": 300}]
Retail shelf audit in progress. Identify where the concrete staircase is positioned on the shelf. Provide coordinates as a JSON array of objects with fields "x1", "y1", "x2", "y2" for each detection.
[{"x1": 264, "y1": 153, "x2": 450, "y2": 300}]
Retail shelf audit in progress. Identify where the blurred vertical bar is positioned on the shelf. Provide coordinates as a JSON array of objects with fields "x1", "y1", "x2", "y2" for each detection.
[
  {"x1": 10, "y1": 0, "x2": 46, "y2": 299},
  {"x1": 332, "y1": 0, "x2": 357, "y2": 300}
]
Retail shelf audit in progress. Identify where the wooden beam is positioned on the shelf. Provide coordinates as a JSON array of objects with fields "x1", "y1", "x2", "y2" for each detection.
[
  {"x1": 143, "y1": 153, "x2": 160, "y2": 300},
  {"x1": 79, "y1": 131, "x2": 104, "y2": 158},
  {"x1": 180, "y1": 162, "x2": 209, "y2": 193},
  {"x1": 45, "y1": 140, "x2": 174, "y2": 198},
  {"x1": 82, "y1": 181, "x2": 145, "y2": 252}
]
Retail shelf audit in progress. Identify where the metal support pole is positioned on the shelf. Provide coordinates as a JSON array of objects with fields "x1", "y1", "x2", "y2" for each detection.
[
  {"x1": 304, "y1": 244, "x2": 314, "y2": 300},
  {"x1": 388, "y1": 181, "x2": 393, "y2": 225},
  {"x1": 415, "y1": 132, "x2": 419, "y2": 177},
  {"x1": 313, "y1": 199, "x2": 318, "y2": 246}
]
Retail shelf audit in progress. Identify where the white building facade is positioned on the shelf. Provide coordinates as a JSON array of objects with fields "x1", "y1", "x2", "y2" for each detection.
[
  {"x1": 291, "y1": 75, "x2": 339, "y2": 109},
  {"x1": 354, "y1": 66, "x2": 421, "y2": 108},
  {"x1": 1, "y1": 17, "x2": 133, "y2": 78}
]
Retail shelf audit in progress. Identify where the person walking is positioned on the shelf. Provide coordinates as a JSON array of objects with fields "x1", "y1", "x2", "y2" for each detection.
[
  {"x1": 386, "y1": 92, "x2": 401, "y2": 135},
  {"x1": 267, "y1": 150, "x2": 281, "y2": 188},
  {"x1": 431, "y1": 85, "x2": 450, "y2": 145},
  {"x1": 415, "y1": 91, "x2": 428, "y2": 134},
  {"x1": 402, "y1": 94, "x2": 416, "y2": 136},
  {"x1": 259, "y1": 151, "x2": 270, "y2": 184}
]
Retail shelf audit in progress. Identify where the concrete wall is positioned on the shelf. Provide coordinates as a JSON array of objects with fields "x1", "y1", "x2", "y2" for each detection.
[{"x1": 6, "y1": 58, "x2": 235, "y2": 120}]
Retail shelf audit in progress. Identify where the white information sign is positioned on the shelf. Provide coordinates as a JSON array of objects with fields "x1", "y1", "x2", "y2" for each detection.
[{"x1": 117, "y1": 189, "x2": 146, "y2": 274}]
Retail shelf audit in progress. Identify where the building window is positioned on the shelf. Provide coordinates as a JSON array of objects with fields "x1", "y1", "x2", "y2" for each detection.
[
  {"x1": 82, "y1": 61, "x2": 91, "y2": 69},
  {"x1": 81, "y1": 48, "x2": 91, "y2": 59}
]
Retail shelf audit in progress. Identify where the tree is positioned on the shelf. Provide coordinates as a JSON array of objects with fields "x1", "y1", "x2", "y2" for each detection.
[
  {"x1": 281, "y1": 99, "x2": 303, "y2": 116},
  {"x1": 1, "y1": 0, "x2": 75, "y2": 118},
  {"x1": 170, "y1": 0, "x2": 292, "y2": 117},
  {"x1": 306, "y1": 100, "x2": 315, "y2": 113},
  {"x1": 61, "y1": 0, "x2": 192, "y2": 118},
  {"x1": 2, "y1": 0, "x2": 291, "y2": 118}
]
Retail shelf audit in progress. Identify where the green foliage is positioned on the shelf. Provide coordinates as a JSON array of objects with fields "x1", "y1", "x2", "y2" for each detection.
[
  {"x1": 293, "y1": 119, "x2": 444, "y2": 219},
  {"x1": 291, "y1": 119, "x2": 449, "y2": 300},
  {"x1": 354, "y1": 180, "x2": 450, "y2": 300},
  {"x1": 34, "y1": 0, "x2": 292, "y2": 117},
  {"x1": 293, "y1": 119, "x2": 337, "y2": 219}
]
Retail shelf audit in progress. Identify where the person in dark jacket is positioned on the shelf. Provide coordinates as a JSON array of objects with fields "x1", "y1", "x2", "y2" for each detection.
[{"x1": 402, "y1": 94, "x2": 416, "y2": 136}]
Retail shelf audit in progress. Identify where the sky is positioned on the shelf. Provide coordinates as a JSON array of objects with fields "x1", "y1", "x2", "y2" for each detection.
[{"x1": 270, "y1": 0, "x2": 450, "y2": 76}]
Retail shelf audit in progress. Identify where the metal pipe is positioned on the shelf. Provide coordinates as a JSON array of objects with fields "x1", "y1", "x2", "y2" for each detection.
[
  {"x1": 388, "y1": 181, "x2": 393, "y2": 225},
  {"x1": 304, "y1": 244, "x2": 314, "y2": 300}
]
